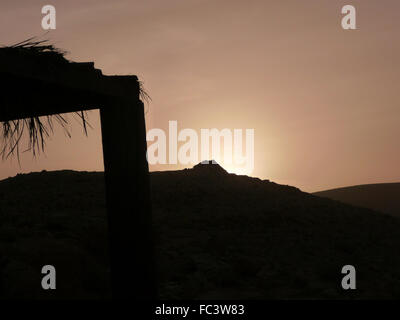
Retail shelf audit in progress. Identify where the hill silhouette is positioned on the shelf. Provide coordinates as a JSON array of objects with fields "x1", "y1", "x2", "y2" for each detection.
[
  {"x1": 314, "y1": 183, "x2": 400, "y2": 217},
  {"x1": 1, "y1": 163, "x2": 400, "y2": 299}
]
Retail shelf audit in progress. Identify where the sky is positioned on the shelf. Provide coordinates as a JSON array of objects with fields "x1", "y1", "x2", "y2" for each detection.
[{"x1": 0, "y1": 0, "x2": 399, "y2": 192}]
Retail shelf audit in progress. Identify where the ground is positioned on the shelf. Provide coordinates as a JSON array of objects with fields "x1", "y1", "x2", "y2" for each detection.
[{"x1": 1, "y1": 165, "x2": 400, "y2": 299}]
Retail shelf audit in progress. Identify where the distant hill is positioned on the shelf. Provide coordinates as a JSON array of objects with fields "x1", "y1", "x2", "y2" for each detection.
[
  {"x1": 314, "y1": 183, "x2": 400, "y2": 217},
  {"x1": 1, "y1": 163, "x2": 400, "y2": 299}
]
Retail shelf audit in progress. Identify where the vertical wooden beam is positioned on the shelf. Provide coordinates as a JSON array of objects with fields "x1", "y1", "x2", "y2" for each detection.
[{"x1": 99, "y1": 98, "x2": 156, "y2": 300}]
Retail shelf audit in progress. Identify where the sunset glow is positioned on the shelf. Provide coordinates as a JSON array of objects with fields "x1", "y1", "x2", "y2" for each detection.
[{"x1": 1, "y1": 0, "x2": 399, "y2": 192}]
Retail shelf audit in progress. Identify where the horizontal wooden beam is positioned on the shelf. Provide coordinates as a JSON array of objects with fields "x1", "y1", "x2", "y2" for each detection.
[
  {"x1": 0, "y1": 71, "x2": 141, "y2": 122},
  {"x1": 0, "y1": 52, "x2": 141, "y2": 123}
]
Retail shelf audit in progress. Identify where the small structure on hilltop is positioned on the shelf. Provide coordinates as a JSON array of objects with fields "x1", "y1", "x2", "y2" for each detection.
[{"x1": 0, "y1": 38, "x2": 155, "y2": 300}]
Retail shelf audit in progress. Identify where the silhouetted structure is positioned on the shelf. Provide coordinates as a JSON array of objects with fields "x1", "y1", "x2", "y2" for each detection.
[{"x1": 0, "y1": 41, "x2": 155, "y2": 299}]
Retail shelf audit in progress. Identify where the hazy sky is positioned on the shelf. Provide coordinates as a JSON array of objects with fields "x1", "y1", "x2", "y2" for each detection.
[{"x1": 0, "y1": 0, "x2": 399, "y2": 192}]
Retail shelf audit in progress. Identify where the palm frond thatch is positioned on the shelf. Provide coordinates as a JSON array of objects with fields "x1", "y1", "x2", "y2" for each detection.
[
  {"x1": 1, "y1": 36, "x2": 69, "y2": 64},
  {"x1": 0, "y1": 38, "x2": 90, "y2": 160},
  {"x1": 138, "y1": 80, "x2": 151, "y2": 104}
]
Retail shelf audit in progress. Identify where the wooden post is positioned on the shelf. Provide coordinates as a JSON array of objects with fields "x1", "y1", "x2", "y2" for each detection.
[{"x1": 100, "y1": 98, "x2": 156, "y2": 300}]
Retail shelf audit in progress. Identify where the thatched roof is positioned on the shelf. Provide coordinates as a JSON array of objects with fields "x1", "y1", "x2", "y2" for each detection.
[
  {"x1": 0, "y1": 38, "x2": 149, "y2": 160},
  {"x1": 0, "y1": 37, "x2": 70, "y2": 65},
  {"x1": 0, "y1": 38, "x2": 90, "y2": 160}
]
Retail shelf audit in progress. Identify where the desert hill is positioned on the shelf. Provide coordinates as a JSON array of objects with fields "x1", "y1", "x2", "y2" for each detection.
[
  {"x1": 314, "y1": 183, "x2": 400, "y2": 217},
  {"x1": 1, "y1": 163, "x2": 400, "y2": 299}
]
